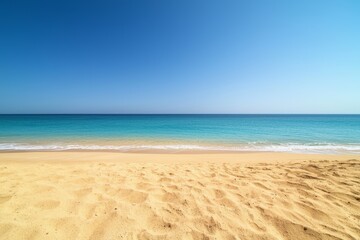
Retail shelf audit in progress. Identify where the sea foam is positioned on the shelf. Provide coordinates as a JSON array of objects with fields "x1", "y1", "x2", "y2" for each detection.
[{"x1": 1, "y1": 142, "x2": 360, "y2": 154}]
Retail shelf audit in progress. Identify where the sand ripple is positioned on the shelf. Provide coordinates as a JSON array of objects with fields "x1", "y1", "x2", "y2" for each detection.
[{"x1": 0, "y1": 155, "x2": 359, "y2": 240}]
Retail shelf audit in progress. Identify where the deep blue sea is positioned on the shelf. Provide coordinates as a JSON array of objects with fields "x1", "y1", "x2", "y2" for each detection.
[{"x1": 0, "y1": 115, "x2": 360, "y2": 153}]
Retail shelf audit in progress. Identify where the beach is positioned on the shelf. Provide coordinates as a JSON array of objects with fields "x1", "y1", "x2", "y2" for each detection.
[
  {"x1": 0, "y1": 152, "x2": 359, "y2": 240},
  {"x1": 2, "y1": 0, "x2": 360, "y2": 238}
]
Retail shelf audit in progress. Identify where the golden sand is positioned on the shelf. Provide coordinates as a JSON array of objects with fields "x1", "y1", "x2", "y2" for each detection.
[{"x1": 0, "y1": 152, "x2": 359, "y2": 240}]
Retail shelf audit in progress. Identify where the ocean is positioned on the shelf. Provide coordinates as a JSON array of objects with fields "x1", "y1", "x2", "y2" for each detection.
[{"x1": 0, "y1": 114, "x2": 359, "y2": 153}]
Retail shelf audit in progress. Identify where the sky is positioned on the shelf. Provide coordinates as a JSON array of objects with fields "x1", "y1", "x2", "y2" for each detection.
[{"x1": 1, "y1": 0, "x2": 359, "y2": 114}]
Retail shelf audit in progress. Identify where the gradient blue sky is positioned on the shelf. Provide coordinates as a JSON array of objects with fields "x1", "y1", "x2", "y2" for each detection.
[{"x1": 1, "y1": 0, "x2": 359, "y2": 113}]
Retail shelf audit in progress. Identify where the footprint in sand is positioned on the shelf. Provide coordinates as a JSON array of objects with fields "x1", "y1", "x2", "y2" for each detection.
[
  {"x1": 214, "y1": 189, "x2": 226, "y2": 198},
  {"x1": 118, "y1": 189, "x2": 148, "y2": 203},
  {"x1": 73, "y1": 187, "x2": 93, "y2": 198},
  {"x1": 0, "y1": 195, "x2": 12, "y2": 204},
  {"x1": 35, "y1": 200, "x2": 60, "y2": 210}
]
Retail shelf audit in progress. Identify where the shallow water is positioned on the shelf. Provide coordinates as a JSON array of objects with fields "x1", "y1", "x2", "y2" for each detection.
[{"x1": 0, "y1": 114, "x2": 359, "y2": 153}]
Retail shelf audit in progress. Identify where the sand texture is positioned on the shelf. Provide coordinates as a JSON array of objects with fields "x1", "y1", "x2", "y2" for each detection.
[{"x1": 0, "y1": 152, "x2": 359, "y2": 240}]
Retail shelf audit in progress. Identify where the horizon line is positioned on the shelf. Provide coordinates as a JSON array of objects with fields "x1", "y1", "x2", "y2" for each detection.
[{"x1": 1, "y1": 113, "x2": 360, "y2": 115}]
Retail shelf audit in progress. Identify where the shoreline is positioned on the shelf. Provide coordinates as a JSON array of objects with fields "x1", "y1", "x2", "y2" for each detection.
[
  {"x1": 0, "y1": 151, "x2": 359, "y2": 163},
  {"x1": 2, "y1": 140, "x2": 360, "y2": 155}
]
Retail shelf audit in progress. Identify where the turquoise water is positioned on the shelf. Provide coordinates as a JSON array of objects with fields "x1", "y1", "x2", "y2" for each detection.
[{"x1": 0, "y1": 114, "x2": 360, "y2": 153}]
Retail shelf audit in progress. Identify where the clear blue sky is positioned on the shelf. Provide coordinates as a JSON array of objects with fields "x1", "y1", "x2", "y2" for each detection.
[{"x1": 1, "y1": 0, "x2": 359, "y2": 113}]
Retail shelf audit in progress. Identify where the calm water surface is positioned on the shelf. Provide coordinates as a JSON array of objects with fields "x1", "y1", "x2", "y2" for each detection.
[{"x1": 0, "y1": 115, "x2": 359, "y2": 153}]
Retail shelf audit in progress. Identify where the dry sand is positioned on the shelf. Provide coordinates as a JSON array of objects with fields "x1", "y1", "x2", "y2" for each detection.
[{"x1": 0, "y1": 152, "x2": 359, "y2": 240}]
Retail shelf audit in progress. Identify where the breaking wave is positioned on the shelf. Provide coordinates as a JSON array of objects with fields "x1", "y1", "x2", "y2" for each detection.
[{"x1": 1, "y1": 142, "x2": 360, "y2": 154}]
